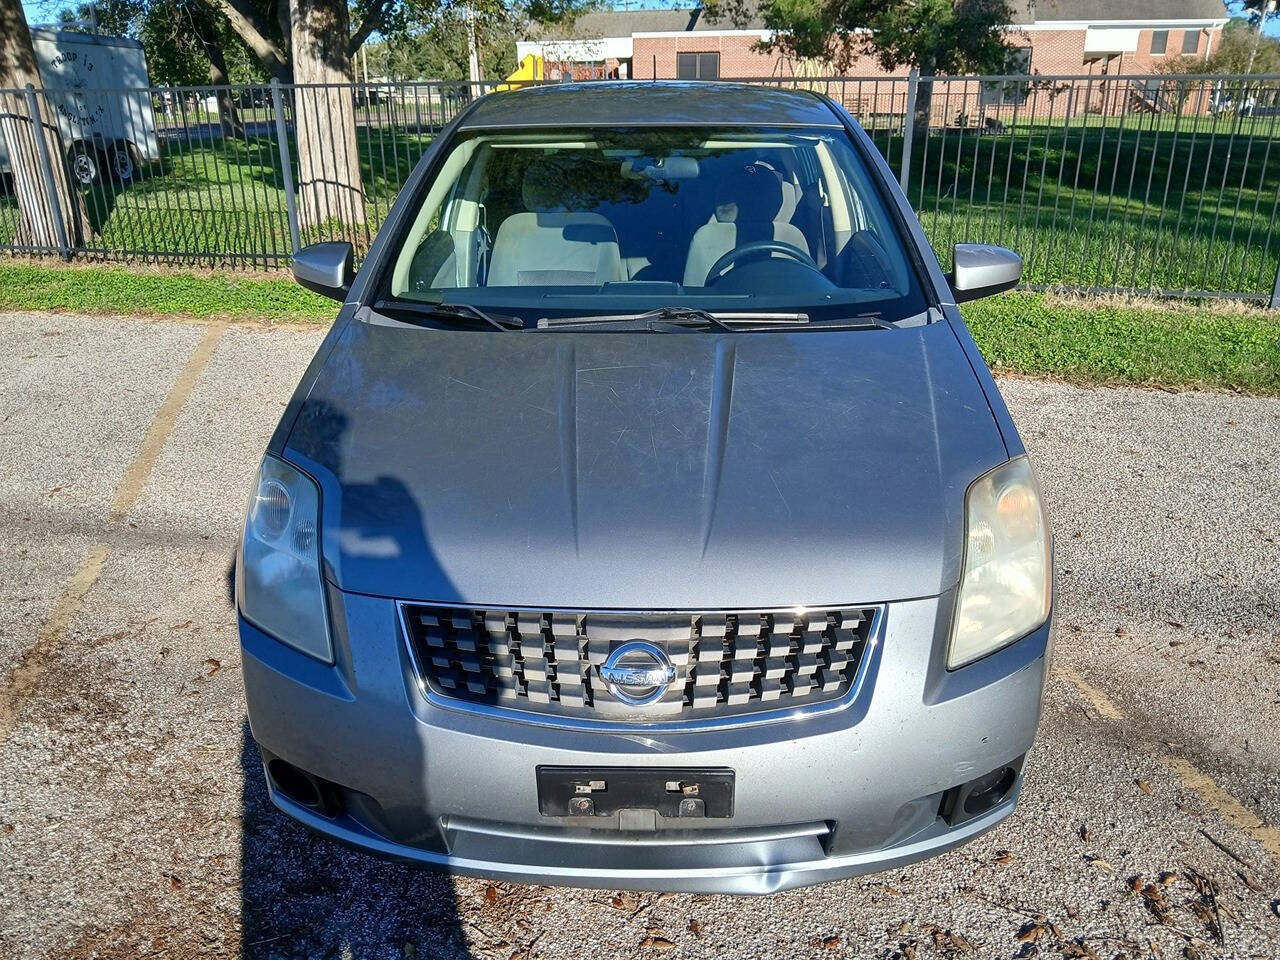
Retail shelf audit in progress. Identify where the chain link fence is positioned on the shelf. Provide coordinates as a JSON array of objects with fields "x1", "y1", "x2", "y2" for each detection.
[{"x1": 3, "y1": 73, "x2": 1279, "y2": 303}]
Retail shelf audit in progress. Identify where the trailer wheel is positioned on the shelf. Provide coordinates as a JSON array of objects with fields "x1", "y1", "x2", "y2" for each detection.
[
  {"x1": 68, "y1": 144, "x2": 100, "y2": 186},
  {"x1": 108, "y1": 142, "x2": 138, "y2": 183}
]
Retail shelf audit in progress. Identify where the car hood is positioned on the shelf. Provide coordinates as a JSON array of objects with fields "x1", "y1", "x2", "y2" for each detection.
[{"x1": 285, "y1": 317, "x2": 1008, "y2": 609}]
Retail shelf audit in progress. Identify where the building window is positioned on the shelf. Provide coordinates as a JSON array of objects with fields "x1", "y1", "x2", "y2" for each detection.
[
  {"x1": 677, "y1": 52, "x2": 720, "y2": 80},
  {"x1": 1150, "y1": 30, "x2": 1168, "y2": 55},
  {"x1": 1182, "y1": 29, "x2": 1200, "y2": 54}
]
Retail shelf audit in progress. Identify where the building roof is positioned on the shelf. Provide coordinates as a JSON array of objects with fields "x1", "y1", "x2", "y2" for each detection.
[
  {"x1": 523, "y1": 6, "x2": 767, "y2": 42},
  {"x1": 459, "y1": 81, "x2": 842, "y2": 129},
  {"x1": 523, "y1": 0, "x2": 1225, "y2": 42},
  {"x1": 1031, "y1": 0, "x2": 1227, "y2": 21}
]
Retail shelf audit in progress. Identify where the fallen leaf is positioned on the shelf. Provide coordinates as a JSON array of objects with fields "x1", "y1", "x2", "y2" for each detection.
[
  {"x1": 640, "y1": 936, "x2": 676, "y2": 951},
  {"x1": 1016, "y1": 922, "x2": 1043, "y2": 943},
  {"x1": 993, "y1": 849, "x2": 1015, "y2": 866},
  {"x1": 1061, "y1": 942, "x2": 1101, "y2": 960},
  {"x1": 203, "y1": 658, "x2": 221, "y2": 675},
  {"x1": 1158, "y1": 871, "x2": 1178, "y2": 886},
  {"x1": 484, "y1": 884, "x2": 498, "y2": 904},
  {"x1": 821, "y1": 935, "x2": 841, "y2": 950},
  {"x1": 1136, "y1": 779, "x2": 1153, "y2": 794},
  {"x1": 1139, "y1": 884, "x2": 1173, "y2": 925},
  {"x1": 1085, "y1": 855, "x2": 1114, "y2": 873},
  {"x1": 1239, "y1": 869, "x2": 1263, "y2": 892},
  {"x1": 687, "y1": 918, "x2": 702, "y2": 939},
  {"x1": 1128, "y1": 875, "x2": 1144, "y2": 893}
]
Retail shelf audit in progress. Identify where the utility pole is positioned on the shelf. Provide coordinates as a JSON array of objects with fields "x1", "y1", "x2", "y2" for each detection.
[
  {"x1": 1247, "y1": 0, "x2": 1277, "y2": 75},
  {"x1": 465, "y1": 3, "x2": 483, "y2": 90}
]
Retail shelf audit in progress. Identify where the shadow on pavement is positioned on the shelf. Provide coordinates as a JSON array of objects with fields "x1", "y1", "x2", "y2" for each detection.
[{"x1": 239, "y1": 723, "x2": 471, "y2": 959}]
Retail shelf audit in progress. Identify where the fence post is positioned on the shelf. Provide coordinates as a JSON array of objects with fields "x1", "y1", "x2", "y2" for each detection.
[
  {"x1": 271, "y1": 77, "x2": 301, "y2": 254},
  {"x1": 899, "y1": 69, "x2": 919, "y2": 193},
  {"x1": 24, "y1": 84, "x2": 70, "y2": 259},
  {"x1": 1270, "y1": 255, "x2": 1280, "y2": 310}
]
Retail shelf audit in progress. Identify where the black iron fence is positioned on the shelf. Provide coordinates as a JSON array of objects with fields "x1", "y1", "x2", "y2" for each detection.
[{"x1": 3, "y1": 73, "x2": 1280, "y2": 304}]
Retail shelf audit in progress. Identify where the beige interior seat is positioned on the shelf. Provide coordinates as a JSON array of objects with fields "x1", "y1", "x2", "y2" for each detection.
[
  {"x1": 488, "y1": 161, "x2": 624, "y2": 286},
  {"x1": 683, "y1": 163, "x2": 809, "y2": 287}
]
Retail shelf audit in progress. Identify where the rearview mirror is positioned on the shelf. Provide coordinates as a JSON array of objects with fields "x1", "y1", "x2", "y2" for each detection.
[
  {"x1": 948, "y1": 244, "x2": 1022, "y2": 303},
  {"x1": 293, "y1": 242, "x2": 354, "y2": 301}
]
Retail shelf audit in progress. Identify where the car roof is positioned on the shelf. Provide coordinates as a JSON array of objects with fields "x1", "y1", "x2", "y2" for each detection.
[{"x1": 457, "y1": 81, "x2": 844, "y2": 130}]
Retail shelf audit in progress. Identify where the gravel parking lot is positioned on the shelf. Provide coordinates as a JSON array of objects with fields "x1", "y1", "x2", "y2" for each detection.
[{"x1": 0, "y1": 310, "x2": 1277, "y2": 960}]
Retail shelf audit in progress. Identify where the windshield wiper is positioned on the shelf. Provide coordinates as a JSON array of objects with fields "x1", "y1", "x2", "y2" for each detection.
[
  {"x1": 373, "y1": 299, "x2": 523, "y2": 331},
  {"x1": 536, "y1": 307, "x2": 811, "y2": 331}
]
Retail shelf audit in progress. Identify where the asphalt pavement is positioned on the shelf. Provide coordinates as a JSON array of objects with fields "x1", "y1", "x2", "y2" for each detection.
[{"x1": 0, "y1": 311, "x2": 1277, "y2": 960}]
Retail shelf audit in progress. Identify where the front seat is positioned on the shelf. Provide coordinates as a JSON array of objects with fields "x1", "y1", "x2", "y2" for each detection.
[
  {"x1": 488, "y1": 161, "x2": 624, "y2": 286},
  {"x1": 682, "y1": 163, "x2": 810, "y2": 287}
]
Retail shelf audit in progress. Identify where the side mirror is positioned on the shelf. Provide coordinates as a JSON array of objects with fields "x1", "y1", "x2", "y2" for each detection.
[
  {"x1": 948, "y1": 243, "x2": 1022, "y2": 303},
  {"x1": 293, "y1": 242, "x2": 354, "y2": 301}
]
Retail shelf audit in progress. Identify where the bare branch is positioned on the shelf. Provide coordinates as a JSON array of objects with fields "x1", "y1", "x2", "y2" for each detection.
[
  {"x1": 210, "y1": 0, "x2": 290, "y2": 78},
  {"x1": 347, "y1": 0, "x2": 394, "y2": 58}
]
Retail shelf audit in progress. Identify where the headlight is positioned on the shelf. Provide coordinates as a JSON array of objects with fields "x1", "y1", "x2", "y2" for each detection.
[
  {"x1": 238, "y1": 454, "x2": 333, "y2": 663},
  {"x1": 948, "y1": 456, "x2": 1051, "y2": 669}
]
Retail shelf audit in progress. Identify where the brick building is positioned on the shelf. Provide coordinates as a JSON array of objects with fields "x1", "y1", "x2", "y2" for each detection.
[{"x1": 517, "y1": 0, "x2": 1229, "y2": 83}]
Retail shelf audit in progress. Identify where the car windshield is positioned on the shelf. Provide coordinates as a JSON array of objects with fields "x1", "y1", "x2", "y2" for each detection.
[{"x1": 384, "y1": 126, "x2": 929, "y2": 325}]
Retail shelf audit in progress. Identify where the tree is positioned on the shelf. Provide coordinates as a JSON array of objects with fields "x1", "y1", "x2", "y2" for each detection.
[
  {"x1": 708, "y1": 0, "x2": 1015, "y2": 136},
  {"x1": 366, "y1": 3, "x2": 520, "y2": 81},
  {"x1": 206, "y1": 0, "x2": 589, "y2": 240},
  {"x1": 1171, "y1": 16, "x2": 1280, "y2": 74},
  {"x1": 289, "y1": 0, "x2": 368, "y2": 237},
  {"x1": 0, "y1": 0, "x2": 90, "y2": 251},
  {"x1": 1235, "y1": 0, "x2": 1279, "y2": 73}
]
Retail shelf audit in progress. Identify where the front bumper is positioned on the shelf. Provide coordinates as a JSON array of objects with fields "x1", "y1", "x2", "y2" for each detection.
[{"x1": 240, "y1": 589, "x2": 1051, "y2": 894}]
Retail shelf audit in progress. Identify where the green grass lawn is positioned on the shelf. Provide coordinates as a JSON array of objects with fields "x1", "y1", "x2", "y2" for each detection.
[
  {"x1": 0, "y1": 126, "x2": 437, "y2": 266},
  {"x1": 869, "y1": 113, "x2": 1280, "y2": 298},
  {"x1": 0, "y1": 263, "x2": 333, "y2": 322},
  {"x1": 1, "y1": 262, "x2": 1275, "y2": 393}
]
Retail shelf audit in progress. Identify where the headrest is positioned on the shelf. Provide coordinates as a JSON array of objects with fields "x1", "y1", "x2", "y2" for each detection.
[
  {"x1": 715, "y1": 163, "x2": 783, "y2": 222},
  {"x1": 522, "y1": 160, "x2": 566, "y2": 213}
]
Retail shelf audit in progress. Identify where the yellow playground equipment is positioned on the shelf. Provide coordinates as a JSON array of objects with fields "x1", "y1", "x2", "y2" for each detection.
[{"x1": 495, "y1": 54, "x2": 544, "y2": 91}]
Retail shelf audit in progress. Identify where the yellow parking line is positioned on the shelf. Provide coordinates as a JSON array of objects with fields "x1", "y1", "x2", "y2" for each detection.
[
  {"x1": 0, "y1": 545, "x2": 108, "y2": 746},
  {"x1": 110, "y1": 323, "x2": 226, "y2": 521},
  {"x1": 0, "y1": 322, "x2": 226, "y2": 749},
  {"x1": 1055, "y1": 664, "x2": 1280, "y2": 864}
]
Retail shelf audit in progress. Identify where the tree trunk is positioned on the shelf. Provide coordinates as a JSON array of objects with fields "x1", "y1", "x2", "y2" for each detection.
[
  {"x1": 912, "y1": 61, "x2": 935, "y2": 146},
  {"x1": 193, "y1": 21, "x2": 245, "y2": 140},
  {"x1": 201, "y1": 31, "x2": 245, "y2": 139},
  {"x1": 289, "y1": 0, "x2": 366, "y2": 243},
  {"x1": 0, "y1": 0, "x2": 89, "y2": 251}
]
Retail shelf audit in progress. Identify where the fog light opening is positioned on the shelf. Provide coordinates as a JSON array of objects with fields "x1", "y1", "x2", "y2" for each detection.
[
  {"x1": 268, "y1": 758, "x2": 323, "y2": 809},
  {"x1": 962, "y1": 766, "x2": 1017, "y2": 817},
  {"x1": 940, "y1": 756, "x2": 1024, "y2": 827}
]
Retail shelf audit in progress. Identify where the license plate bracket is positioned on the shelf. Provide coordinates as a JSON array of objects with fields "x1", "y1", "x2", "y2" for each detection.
[{"x1": 536, "y1": 766, "x2": 734, "y2": 819}]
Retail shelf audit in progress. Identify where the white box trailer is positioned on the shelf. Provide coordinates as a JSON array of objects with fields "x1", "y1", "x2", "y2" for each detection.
[{"x1": 1, "y1": 29, "x2": 161, "y2": 186}]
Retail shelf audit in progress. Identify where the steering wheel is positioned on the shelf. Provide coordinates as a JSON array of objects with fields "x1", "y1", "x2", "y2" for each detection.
[{"x1": 705, "y1": 240, "x2": 822, "y2": 284}]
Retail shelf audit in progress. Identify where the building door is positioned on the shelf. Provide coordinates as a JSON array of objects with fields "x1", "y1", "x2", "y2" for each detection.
[{"x1": 676, "y1": 52, "x2": 720, "y2": 80}]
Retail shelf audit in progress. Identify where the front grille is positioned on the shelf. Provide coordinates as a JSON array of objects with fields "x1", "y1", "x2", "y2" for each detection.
[{"x1": 399, "y1": 604, "x2": 877, "y2": 723}]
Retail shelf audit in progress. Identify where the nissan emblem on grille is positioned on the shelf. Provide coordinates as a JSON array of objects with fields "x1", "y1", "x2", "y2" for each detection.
[
  {"x1": 399, "y1": 605, "x2": 878, "y2": 724},
  {"x1": 598, "y1": 641, "x2": 676, "y2": 706}
]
